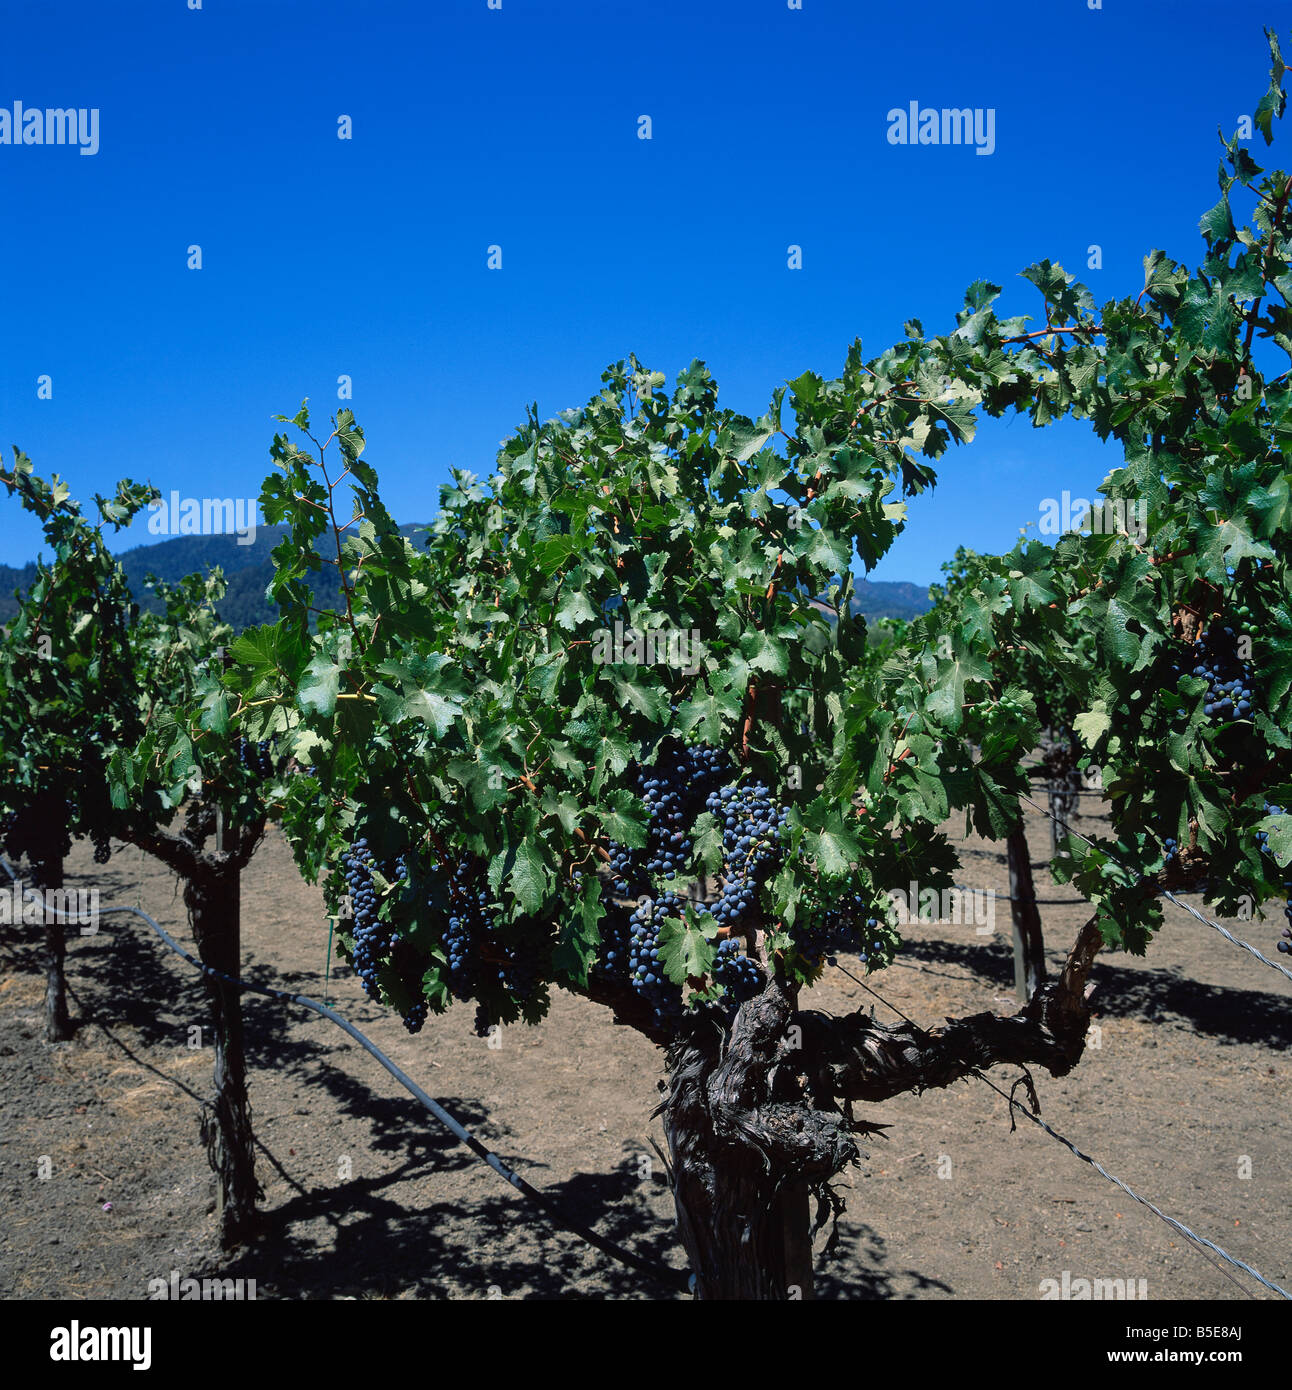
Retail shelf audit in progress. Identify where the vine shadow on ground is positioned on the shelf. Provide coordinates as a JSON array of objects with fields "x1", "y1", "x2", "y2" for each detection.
[
  {"x1": 813, "y1": 1217, "x2": 955, "y2": 1300},
  {"x1": 211, "y1": 1152, "x2": 944, "y2": 1300},
  {"x1": 887, "y1": 935, "x2": 1292, "y2": 1050},
  {"x1": 211, "y1": 1133, "x2": 689, "y2": 1300}
]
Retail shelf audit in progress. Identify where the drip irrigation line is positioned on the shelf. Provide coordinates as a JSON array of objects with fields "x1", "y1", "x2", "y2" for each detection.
[
  {"x1": 828, "y1": 960, "x2": 1289, "y2": 1302},
  {"x1": 1017, "y1": 791, "x2": 1292, "y2": 986},
  {"x1": 2, "y1": 859, "x2": 690, "y2": 1295}
]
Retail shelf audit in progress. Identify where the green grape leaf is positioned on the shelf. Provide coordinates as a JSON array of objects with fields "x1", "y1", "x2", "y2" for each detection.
[
  {"x1": 658, "y1": 912, "x2": 715, "y2": 984},
  {"x1": 553, "y1": 874, "x2": 604, "y2": 988}
]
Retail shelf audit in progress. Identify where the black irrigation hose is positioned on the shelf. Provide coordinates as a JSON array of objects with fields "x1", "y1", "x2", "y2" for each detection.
[{"x1": 2, "y1": 859, "x2": 691, "y2": 1296}]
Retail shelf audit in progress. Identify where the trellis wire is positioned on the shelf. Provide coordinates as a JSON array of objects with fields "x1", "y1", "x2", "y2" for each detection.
[
  {"x1": 953, "y1": 883, "x2": 1088, "y2": 907},
  {"x1": 1018, "y1": 791, "x2": 1292, "y2": 986},
  {"x1": 972, "y1": 1067, "x2": 1286, "y2": 1301},
  {"x1": 828, "y1": 959, "x2": 1289, "y2": 1301}
]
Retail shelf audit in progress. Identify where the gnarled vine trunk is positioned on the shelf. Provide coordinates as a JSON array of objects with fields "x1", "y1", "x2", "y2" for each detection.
[
  {"x1": 661, "y1": 977, "x2": 855, "y2": 1300},
  {"x1": 131, "y1": 810, "x2": 266, "y2": 1250},
  {"x1": 185, "y1": 861, "x2": 259, "y2": 1248},
  {"x1": 652, "y1": 916, "x2": 1107, "y2": 1298}
]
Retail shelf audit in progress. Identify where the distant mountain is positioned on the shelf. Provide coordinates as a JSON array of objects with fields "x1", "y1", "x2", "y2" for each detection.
[
  {"x1": 0, "y1": 530, "x2": 932, "y2": 631},
  {"x1": 0, "y1": 526, "x2": 402, "y2": 631},
  {"x1": 847, "y1": 578, "x2": 931, "y2": 621},
  {"x1": 0, "y1": 561, "x2": 40, "y2": 623}
]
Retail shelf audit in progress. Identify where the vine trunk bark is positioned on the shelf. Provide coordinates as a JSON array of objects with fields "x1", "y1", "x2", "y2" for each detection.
[
  {"x1": 1007, "y1": 815, "x2": 1046, "y2": 1003},
  {"x1": 185, "y1": 861, "x2": 259, "y2": 1248},
  {"x1": 31, "y1": 797, "x2": 72, "y2": 1043},
  {"x1": 1041, "y1": 725, "x2": 1083, "y2": 861},
  {"x1": 661, "y1": 976, "x2": 854, "y2": 1300},
  {"x1": 664, "y1": 1090, "x2": 817, "y2": 1297},
  {"x1": 1047, "y1": 771, "x2": 1084, "y2": 860}
]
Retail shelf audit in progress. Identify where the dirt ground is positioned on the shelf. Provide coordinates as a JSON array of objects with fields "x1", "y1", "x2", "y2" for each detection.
[{"x1": 1, "y1": 791, "x2": 1288, "y2": 1301}]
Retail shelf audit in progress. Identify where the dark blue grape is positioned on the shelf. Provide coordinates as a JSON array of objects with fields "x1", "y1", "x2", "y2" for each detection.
[
  {"x1": 626, "y1": 892, "x2": 685, "y2": 1023},
  {"x1": 439, "y1": 857, "x2": 490, "y2": 1000},
  {"x1": 711, "y1": 936, "x2": 762, "y2": 1006},
  {"x1": 704, "y1": 779, "x2": 787, "y2": 930},
  {"x1": 427, "y1": 854, "x2": 549, "y2": 1025},
  {"x1": 1176, "y1": 628, "x2": 1257, "y2": 729},
  {"x1": 339, "y1": 835, "x2": 413, "y2": 1014},
  {"x1": 237, "y1": 735, "x2": 275, "y2": 779},
  {"x1": 795, "y1": 897, "x2": 882, "y2": 966}
]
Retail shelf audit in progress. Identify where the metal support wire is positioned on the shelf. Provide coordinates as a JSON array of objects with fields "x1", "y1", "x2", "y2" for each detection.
[
  {"x1": 829, "y1": 960, "x2": 1289, "y2": 1301},
  {"x1": 1017, "y1": 792, "x2": 1292, "y2": 986}
]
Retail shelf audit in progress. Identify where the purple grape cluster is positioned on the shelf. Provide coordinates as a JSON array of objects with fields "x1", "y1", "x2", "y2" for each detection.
[
  {"x1": 592, "y1": 906, "x2": 631, "y2": 982},
  {"x1": 1180, "y1": 626, "x2": 1256, "y2": 722},
  {"x1": 606, "y1": 740, "x2": 732, "y2": 895},
  {"x1": 340, "y1": 836, "x2": 390, "y2": 1004},
  {"x1": 795, "y1": 890, "x2": 880, "y2": 967},
  {"x1": 640, "y1": 774, "x2": 690, "y2": 880},
  {"x1": 706, "y1": 782, "x2": 788, "y2": 929},
  {"x1": 627, "y1": 891, "x2": 685, "y2": 1022},
  {"x1": 493, "y1": 929, "x2": 546, "y2": 1005},
  {"x1": 711, "y1": 936, "x2": 763, "y2": 1004},
  {"x1": 339, "y1": 839, "x2": 427, "y2": 1031},
  {"x1": 607, "y1": 840, "x2": 637, "y2": 896},
  {"x1": 237, "y1": 736, "x2": 275, "y2": 779},
  {"x1": 441, "y1": 857, "x2": 490, "y2": 1000},
  {"x1": 594, "y1": 743, "x2": 898, "y2": 1020},
  {"x1": 432, "y1": 855, "x2": 550, "y2": 1033}
]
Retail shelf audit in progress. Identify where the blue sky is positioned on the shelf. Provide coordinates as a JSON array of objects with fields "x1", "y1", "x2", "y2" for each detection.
[{"x1": 0, "y1": 0, "x2": 1286, "y2": 585}]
